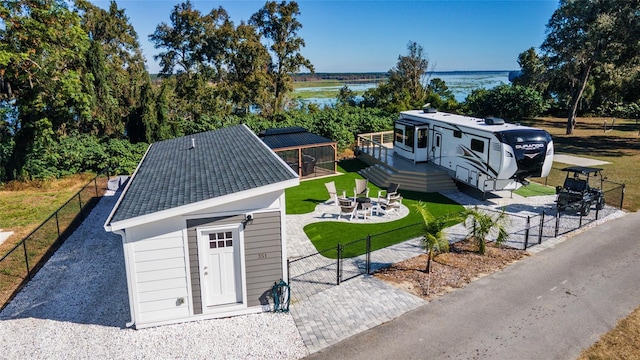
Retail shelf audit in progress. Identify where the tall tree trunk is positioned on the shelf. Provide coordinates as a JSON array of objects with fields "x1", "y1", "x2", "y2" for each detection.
[{"x1": 566, "y1": 58, "x2": 595, "y2": 134}]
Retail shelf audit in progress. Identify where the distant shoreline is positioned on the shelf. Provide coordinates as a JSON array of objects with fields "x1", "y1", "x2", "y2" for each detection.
[{"x1": 292, "y1": 70, "x2": 515, "y2": 82}]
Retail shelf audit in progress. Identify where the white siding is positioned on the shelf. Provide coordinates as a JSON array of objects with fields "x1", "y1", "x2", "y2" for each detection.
[{"x1": 127, "y1": 220, "x2": 191, "y2": 325}]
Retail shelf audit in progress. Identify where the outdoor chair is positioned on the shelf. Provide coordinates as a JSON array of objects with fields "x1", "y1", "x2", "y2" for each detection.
[
  {"x1": 378, "y1": 182, "x2": 403, "y2": 206},
  {"x1": 338, "y1": 198, "x2": 357, "y2": 221},
  {"x1": 324, "y1": 181, "x2": 345, "y2": 204},
  {"x1": 353, "y1": 178, "x2": 370, "y2": 199}
]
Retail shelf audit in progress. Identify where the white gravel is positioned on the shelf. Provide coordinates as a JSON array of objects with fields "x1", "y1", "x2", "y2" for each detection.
[{"x1": 0, "y1": 193, "x2": 308, "y2": 360}]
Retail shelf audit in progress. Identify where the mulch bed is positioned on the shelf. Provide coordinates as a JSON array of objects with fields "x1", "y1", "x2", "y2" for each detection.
[{"x1": 374, "y1": 239, "x2": 528, "y2": 300}]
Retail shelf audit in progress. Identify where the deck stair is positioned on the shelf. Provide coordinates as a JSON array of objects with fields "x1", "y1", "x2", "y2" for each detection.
[{"x1": 358, "y1": 162, "x2": 458, "y2": 193}]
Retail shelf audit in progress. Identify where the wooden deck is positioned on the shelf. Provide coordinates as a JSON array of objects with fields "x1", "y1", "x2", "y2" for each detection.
[{"x1": 357, "y1": 146, "x2": 458, "y2": 193}]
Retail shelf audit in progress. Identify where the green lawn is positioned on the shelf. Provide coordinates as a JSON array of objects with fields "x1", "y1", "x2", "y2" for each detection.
[
  {"x1": 514, "y1": 182, "x2": 557, "y2": 197},
  {"x1": 286, "y1": 159, "x2": 464, "y2": 258}
]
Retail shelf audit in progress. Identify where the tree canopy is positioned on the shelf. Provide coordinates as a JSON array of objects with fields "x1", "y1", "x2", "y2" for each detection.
[{"x1": 541, "y1": 0, "x2": 640, "y2": 134}]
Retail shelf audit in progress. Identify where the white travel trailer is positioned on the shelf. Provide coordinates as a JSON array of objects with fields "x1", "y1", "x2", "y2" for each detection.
[{"x1": 393, "y1": 109, "x2": 554, "y2": 192}]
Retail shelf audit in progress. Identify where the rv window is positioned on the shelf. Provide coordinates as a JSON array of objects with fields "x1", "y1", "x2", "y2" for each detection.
[
  {"x1": 471, "y1": 139, "x2": 484, "y2": 153},
  {"x1": 418, "y1": 129, "x2": 427, "y2": 148},
  {"x1": 454, "y1": 130, "x2": 462, "y2": 138},
  {"x1": 405, "y1": 127, "x2": 414, "y2": 148},
  {"x1": 395, "y1": 128, "x2": 403, "y2": 144}
]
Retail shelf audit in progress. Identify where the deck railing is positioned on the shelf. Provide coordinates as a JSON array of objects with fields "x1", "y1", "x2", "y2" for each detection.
[{"x1": 356, "y1": 131, "x2": 394, "y2": 164}]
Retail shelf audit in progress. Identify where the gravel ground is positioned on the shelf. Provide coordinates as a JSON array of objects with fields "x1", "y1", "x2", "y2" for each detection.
[{"x1": 0, "y1": 193, "x2": 307, "y2": 360}]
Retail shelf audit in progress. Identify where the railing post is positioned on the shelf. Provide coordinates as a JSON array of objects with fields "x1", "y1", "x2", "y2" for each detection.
[
  {"x1": 538, "y1": 211, "x2": 545, "y2": 245},
  {"x1": 23, "y1": 241, "x2": 31, "y2": 280},
  {"x1": 554, "y1": 211, "x2": 560, "y2": 238},
  {"x1": 523, "y1": 216, "x2": 531, "y2": 249},
  {"x1": 336, "y1": 244, "x2": 342, "y2": 285},
  {"x1": 366, "y1": 234, "x2": 371, "y2": 274}
]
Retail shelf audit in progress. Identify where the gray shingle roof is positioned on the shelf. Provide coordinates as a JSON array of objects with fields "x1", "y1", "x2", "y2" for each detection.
[
  {"x1": 109, "y1": 125, "x2": 297, "y2": 224},
  {"x1": 258, "y1": 127, "x2": 335, "y2": 149}
]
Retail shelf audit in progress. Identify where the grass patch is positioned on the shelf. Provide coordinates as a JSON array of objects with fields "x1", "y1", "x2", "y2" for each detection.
[
  {"x1": 286, "y1": 159, "x2": 464, "y2": 257},
  {"x1": 0, "y1": 173, "x2": 108, "y2": 308},
  {"x1": 285, "y1": 159, "x2": 371, "y2": 214},
  {"x1": 578, "y1": 306, "x2": 640, "y2": 360},
  {"x1": 514, "y1": 182, "x2": 557, "y2": 197},
  {"x1": 526, "y1": 116, "x2": 640, "y2": 211},
  {"x1": 292, "y1": 80, "x2": 344, "y2": 89}
]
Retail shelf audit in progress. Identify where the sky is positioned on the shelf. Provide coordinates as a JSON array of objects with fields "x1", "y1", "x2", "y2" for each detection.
[{"x1": 90, "y1": 0, "x2": 559, "y2": 74}]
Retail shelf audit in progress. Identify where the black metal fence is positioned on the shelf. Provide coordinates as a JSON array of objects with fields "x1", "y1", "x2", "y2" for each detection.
[
  {"x1": 288, "y1": 222, "x2": 424, "y2": 301},
  {"x1": 288, "y1": 182, "x2": 626, "y2": 301},
  {"x1": 0, "y1": 172, "x2": 109, "y2": 309}
]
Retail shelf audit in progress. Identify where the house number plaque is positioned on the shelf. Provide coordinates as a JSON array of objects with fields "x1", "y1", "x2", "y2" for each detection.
[{"x1": 258, "y1": 253, "x2": 267, "y2": 259}]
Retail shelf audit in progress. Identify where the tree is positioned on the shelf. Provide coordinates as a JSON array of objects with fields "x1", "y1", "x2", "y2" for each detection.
[
  {"x1": 413, "y1": 202, "x2": 451, "y2": 273},
  {"x1": 336, "y1": 85, "x2": 357, "y2": 107},
  {"x1": 388, "y1": 41, "x2": 429, "y2": 103},
  {"x1": 0, "y1": 0, "x2": 92, "y2": 179},
  {"x1": 512, "y1": 47, "x2": 549, "y2": 96},
  {"x1": 464, "y1": 84, "x2": 547, "y2": 121},
  {"x1": 75, "y1": 0, "x2": 150, "y2": 138},
  {"x1": 541, "y1": 0, "x2": 640, "y2": 134},
  {"x1": 462, "y1": 206, "x2": 509, "y2": 255},
  {"x1": 150, "y1": 1, "x2": 235, "y2": 123},
  {"x1": 150, "y1": 0, "x2": 208, "y2": 76},
  {"x1": 250, "y1": 1, "x2": 314, "y2": 115},
  {"x1": 425, "y1": 78, "x2": 457, "y2": 112},
  {"x1": 362, "y1": 41, "x2": 430, "y2": 112},
  {"x1": 227, "y1": 22, "x2": 271, "y2": 115}
]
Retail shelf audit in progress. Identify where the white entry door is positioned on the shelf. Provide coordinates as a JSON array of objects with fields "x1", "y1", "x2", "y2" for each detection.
[{"x1": 198, "y1": 226, "x2": 242, "y2": 307}]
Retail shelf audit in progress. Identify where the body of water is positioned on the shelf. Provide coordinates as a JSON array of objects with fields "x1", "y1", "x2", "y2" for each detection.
[{"x1": 294, "y1": 71, "x2": 512, "y2": 107}]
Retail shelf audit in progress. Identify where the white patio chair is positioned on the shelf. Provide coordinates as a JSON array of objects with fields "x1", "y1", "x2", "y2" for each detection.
[
  {"x1": 353, "y1": 178, "x2": 370, "y2": 199},
  {"x1": 377, "y1": 182, "x2": 402, "y2": 206},
  {"x1": 324, "y1": 181, "x2": 345, "y2": 204},
  {"x1": 338, "y1": 198, "x2": 357, "y2": 221}
]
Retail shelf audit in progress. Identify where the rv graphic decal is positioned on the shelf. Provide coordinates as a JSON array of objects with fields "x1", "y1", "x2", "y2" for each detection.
[{"x1": 457, "y1": 145, "x2": 499, "y2": 177}]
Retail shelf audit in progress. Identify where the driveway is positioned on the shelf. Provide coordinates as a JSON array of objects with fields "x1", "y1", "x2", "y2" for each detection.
[{"x1": 307, "y1": 211, "x2": 640, "y2": 359}]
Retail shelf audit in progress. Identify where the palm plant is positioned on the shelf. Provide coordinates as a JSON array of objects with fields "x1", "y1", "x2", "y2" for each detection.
[
  {"x1": 413, "y1": 202, "x2": 453, "y2": 273},
  {"x1": 462, "y1": 206, "x2": 509, "y2": 255}
]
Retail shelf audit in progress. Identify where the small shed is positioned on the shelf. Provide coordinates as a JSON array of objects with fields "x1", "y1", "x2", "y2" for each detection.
[
  {"x1": 104, "y1": 125, "x2": 299, "y2": 329},
  {"x1": 259, "y1": 127, "x2": 337, "y2": 179}
]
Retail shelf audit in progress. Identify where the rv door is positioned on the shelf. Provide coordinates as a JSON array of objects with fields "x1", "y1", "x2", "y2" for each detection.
[
  {"x1": 415, "y1": 126, "x2": 429, "y2": 162},
  {"x1": 432, "y1": 132, "x2": 443, "y2": 165}
]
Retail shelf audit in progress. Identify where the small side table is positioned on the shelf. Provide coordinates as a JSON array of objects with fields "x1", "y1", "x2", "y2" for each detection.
[{"x1": 359, "y1": 202, "x2": 373, "y2": 219}]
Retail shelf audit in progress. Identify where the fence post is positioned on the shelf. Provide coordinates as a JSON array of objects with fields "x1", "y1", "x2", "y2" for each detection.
[
  {"x1": 579, "y1": 210, "x2": 583, "y2": 228},
  {"x1": 366, "y1": 234, "x2": 371, "y2": 274},
  {"x1": 555, "y1": 211, "x2": 560, "y2": 238},
  {"x1": 336, "y1": 244, "x2": 342, "y2": 285},
  {"x1": 523, "y1": 216, "x2": 531, "y2": 250},
  {"x1": 620, "y1": 184, "x2": 626, "y2": 209},
  {"x1": 538, "y1": 210, "x2": 545, "y2": 245},
  {"x1": 55, "y1": 212, "x2": 60, "y2": 238},
  {"x1": 287, "y1": 259, "x2": 290, "y2": 285},
  {"x1": 78, "y1": 193, "x2": 84, "y2": 220},
  {"x1": 22, "y1": 241, "x2": 31, "y2": 280}
]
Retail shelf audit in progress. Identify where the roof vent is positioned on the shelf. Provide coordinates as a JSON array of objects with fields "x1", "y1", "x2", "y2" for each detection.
[
  {"x1": 422, "y1": 104, "x2": 437, "y2": 113},
  {"x1": 190, "y1": 138, "x2": 195, "y2": 149},
  {"x1": 485, "y1": 117, "x2": 505, "y2": 125}
]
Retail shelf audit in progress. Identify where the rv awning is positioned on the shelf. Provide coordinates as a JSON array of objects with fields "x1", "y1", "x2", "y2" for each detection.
[{"x1": 396, "y1": 118, "x2": 427, "y2": 127}]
